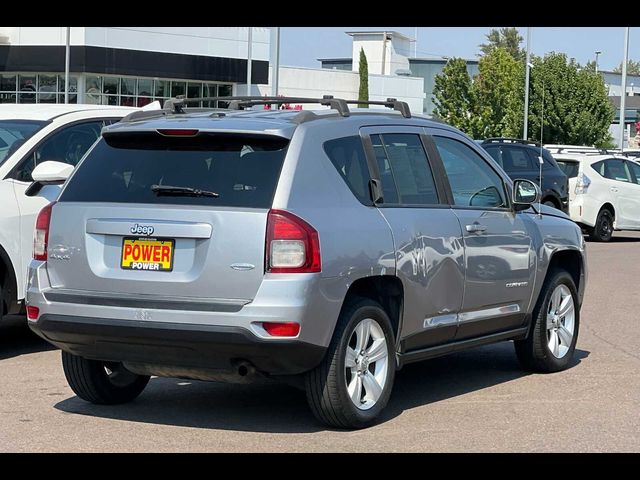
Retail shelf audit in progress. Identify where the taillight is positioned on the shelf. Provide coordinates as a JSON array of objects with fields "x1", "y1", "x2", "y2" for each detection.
[
  {"x1": 262, "y1": 322, "x2": 301, "y2": 337},
  {"x1": 33, "y1": 201, "x2": 56, "y2": 261},
  {"x1": 26, "y1": 306, "x2": 40, "y2": 321},
  {"x1": 266, "y1": 209, "x2": 321, "y2": 273},
  {"x1": 575, "y1": 172, "x2": 591, "y2": 195}
]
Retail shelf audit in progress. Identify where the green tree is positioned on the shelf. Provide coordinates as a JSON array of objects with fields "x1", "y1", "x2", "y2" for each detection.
[
  {"x1": 432, "y1": 58, "x2": 473, "y2": 131},
  {"x1": 358, "y1": 48, "x2": 369, "y2": 108},
  {"x1": 479, "y1": 27, "x2": 525, "y2": 61},
  {"x1": 526, "y1": 53, "x2": 614, "y2": 146},
  {"x1": 468, "y1": 47, "x2": 522, "y2": 138},
  {"x1": 614, "y1": 59, "x2": 640, "y2": 75}
]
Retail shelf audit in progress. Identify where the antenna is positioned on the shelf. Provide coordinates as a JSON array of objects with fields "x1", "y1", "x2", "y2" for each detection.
[{"x1": 538, "y1": 78, "x2": 544, "y2": 218}]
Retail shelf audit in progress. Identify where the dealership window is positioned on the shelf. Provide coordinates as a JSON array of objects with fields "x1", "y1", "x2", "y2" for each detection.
[
  {"x1": 0, "y1": 73, "x2": 77, "y2": 104},
  {"x1": 0, "y1": 73, "x2": 232, "y2": 107}
]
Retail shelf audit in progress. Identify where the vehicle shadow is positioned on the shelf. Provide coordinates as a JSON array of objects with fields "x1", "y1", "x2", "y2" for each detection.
[
  {"x1": 53, "y1": 342, "x2": 590, "y2": 433},
  {"x1": 0, "y1": 315, "x2": 56, "y2": 361},
  {"x1": 585, "y1": 233, "x2": 640, "y2": 243}
]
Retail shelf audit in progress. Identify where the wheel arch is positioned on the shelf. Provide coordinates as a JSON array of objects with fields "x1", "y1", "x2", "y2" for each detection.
[
  {"x1": 546, "y1": 248, "x2": 584, "y2": 303},
  {"x1": 339, "y1": 275, "x2": 404, "y2": 345}
]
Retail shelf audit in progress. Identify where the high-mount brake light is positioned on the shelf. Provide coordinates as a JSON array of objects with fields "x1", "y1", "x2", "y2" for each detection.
[{"x1": 156, "y1": 129, "x2": 200, "y2": 137}]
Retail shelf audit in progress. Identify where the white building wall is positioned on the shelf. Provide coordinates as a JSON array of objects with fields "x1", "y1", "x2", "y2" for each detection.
[
  {"x1": 351, "y1": 33, "x2": 411, "y2": 76},
  {"x1": 258, "y1": 66, "x2": 425, "y2": 114},
  {"x1": 1, "y1": 27, "x2": 270, "y2": 61},
  {"x1": 352, "y1": 36, "x2": 386, "y2": 75}
]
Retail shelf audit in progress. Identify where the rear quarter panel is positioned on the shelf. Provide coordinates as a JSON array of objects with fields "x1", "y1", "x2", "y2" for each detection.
[{"x1": 273, "y1": 121, "x2": 396, "y2": 347}]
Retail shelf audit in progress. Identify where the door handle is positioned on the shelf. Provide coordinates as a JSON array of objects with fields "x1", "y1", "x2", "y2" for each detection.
[
  {"x1": 466, "y1": 223, "x2": 487, "y2": 234},
  {"x1": 610, "y1": 187, "x2": 619, "y2": 192}
]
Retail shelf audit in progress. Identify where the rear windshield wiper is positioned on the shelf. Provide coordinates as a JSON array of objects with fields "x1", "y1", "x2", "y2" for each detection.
[{"x1": 151, "y1": 185, "x2": 219, "y2": 198}]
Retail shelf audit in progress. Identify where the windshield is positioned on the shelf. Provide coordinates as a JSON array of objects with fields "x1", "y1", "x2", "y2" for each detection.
[{"x1": 0, "y1": 120, "x2": 46, "y2": 166}]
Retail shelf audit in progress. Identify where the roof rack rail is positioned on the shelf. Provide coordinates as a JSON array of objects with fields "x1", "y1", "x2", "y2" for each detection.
[
  {"x1": 160, "y1": 95, "x2": 412, "y2": 118},
  {"x1": 481, "y1": 137, "x2": 542, "y2": 147}
]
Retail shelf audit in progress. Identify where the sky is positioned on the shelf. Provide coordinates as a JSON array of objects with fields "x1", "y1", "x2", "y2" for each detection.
[{"x1": 280, "y1": 27, "x2": 638, "y2": 72}]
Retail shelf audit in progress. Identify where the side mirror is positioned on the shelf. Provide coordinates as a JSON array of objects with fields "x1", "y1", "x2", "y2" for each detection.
[
  {"x1": 25, "y1": 161, "x2": 74, "y2": 197},
  {"x1": 512, "y1": 179, "x2": 541, "y2": 212}
]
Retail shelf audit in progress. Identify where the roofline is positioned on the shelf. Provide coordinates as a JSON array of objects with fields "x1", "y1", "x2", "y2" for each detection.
[{"x1": 345, "y1": 31, "x2": 414, "y2": 42}]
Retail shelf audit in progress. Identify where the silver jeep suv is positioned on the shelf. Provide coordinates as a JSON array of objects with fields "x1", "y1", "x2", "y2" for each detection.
[{"x1": 27, "y1": 96, "x2": 587, "y2": 429}]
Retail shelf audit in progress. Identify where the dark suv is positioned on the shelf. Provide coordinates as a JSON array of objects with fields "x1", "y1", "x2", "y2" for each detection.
[{"x1": 480, "y1": 138, "x2": 569, "y2": 212}]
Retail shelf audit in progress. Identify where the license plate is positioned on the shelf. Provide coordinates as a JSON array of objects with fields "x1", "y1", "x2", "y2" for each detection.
[{"x1": 121, "y1": 237, "x2": 175, "y2": 272}]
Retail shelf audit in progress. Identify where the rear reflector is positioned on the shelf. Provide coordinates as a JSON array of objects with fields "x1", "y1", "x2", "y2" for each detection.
[
  {"x1": 262, "y1": 322, "x2": 301, "y2": 337},
  {"x1": 156, "y1": 129, "x2": 199, "y2": 137},
  {"x1": 26, "y1": 306, "x2": 40, "y2": 321}
]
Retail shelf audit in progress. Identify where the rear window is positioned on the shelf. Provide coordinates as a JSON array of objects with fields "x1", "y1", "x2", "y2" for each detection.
[
  {"x1": 60, "y1": 132, "x2": 289, "y2": 208},
  {"x1": 556, "y1": 160, "x2": 579, "y2": 178}
]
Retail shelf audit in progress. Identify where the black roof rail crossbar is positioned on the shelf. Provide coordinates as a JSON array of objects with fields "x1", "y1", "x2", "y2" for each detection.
[
  {"x1": 162, "y1": 95, "x2": 412, "y2": 118},
  {"x1": 164, "y1": 95, "x2": 350, "y2": 117},
  {"x1": 482, "y1": 137, "x2": 541, "y2": 147},
  {"x1": 343, "y1": 98, "x2": 411, "y2": 118}
]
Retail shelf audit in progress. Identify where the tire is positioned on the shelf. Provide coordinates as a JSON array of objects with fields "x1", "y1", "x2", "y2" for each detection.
[
  {"x1": 588, "y1": 208, "x2": 614, "y2": 242},
  {"x1": 543, "y1": 200, "x2": 559, "y2": 210},
  {"x1": 514, "y1": 269, "x2": 580, "y2": 373},
  {"x1": 0, "y1": 281, "x2": 4, "y2": 323},
  {"x1": 62, "y1": 351, "x2": 150, "y2": 405},
  {"x1": 305, "y1": 297, "x2": 396, "y2": 429}
]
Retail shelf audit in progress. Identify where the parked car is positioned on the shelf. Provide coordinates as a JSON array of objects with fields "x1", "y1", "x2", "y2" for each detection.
[
  {"x1": 480, "y1": 138, "x2": 569, "y2": 212},
  {"x1": 0, "y1": 104, "x2": 142, "y2": 325},
  {"x1": 555, "y1": 153, "x2": 640, "y2": 241},
  {"x1": 26, "y1": 96, "x2": 587, "y2": 429}
]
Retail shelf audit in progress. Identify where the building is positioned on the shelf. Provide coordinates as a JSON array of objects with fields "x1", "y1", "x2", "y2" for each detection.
[
  {"x1": 600, "y1": 70, "x2": 640, "y2": 148},
  {"x1": 319, "y1": 31, "x2": 478, "y2": 115},
  {"x1": 0, "y1": 27, "x2": 426, "y2": 114},
  {"x1": 0, "y1": 27, "x2": 271, "y2": 107}
]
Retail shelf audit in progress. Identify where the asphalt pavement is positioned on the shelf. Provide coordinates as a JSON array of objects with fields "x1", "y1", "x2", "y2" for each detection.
[{"x1": 1, "y1": 232, "x2": 639, "y2": 452}]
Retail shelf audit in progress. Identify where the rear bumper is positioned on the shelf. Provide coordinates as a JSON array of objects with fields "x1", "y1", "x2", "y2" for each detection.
[{"x1": 29, "y1": 314, "x2": 326, "y2": 376}]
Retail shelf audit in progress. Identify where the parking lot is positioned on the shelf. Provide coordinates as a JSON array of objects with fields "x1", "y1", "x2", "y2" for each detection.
[{"x1": 1, "y1": 232, "x2": 639, "y2": 452}]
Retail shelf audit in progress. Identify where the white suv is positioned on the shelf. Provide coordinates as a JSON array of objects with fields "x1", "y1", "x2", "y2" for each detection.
[
  {"x1": 555, "y1": 153, "x2": 640, "y2": 241},
  {"x1": 0, "y1": 104, "x2": 139, "y2": 323}
]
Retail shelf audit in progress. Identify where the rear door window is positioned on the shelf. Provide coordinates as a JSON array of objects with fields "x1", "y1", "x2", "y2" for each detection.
[
  {"x1": 601, "y1": 159, "x2": 632, "y2": 183},
  {"x1": 60, "y1": 132, "x2": 289, "y2": 208},
  {"x1": 370, "y1": 133, "x2": 439, "y2": 206}
]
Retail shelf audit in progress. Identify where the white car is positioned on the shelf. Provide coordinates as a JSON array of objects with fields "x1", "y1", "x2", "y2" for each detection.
[
  {"x1": 554, "y1": 153, "x2": 640, "y2": 241},
  {"x1": 0, "y1": 104, "x2": 140, "y2": 323}
]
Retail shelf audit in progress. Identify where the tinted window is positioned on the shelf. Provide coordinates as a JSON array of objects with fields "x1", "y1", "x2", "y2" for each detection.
[
  {"x1": 324, "y1": 136, "x2": 371, "y2": 205},
  {"x1": 60, "y1": 133, "x2": 289, "y2": 208},
  {"x1": 0, "y1": 120, "x2": 45, "y2": 167},
  {"x1": 483, "y1": 146, "x2": 502, "y2": 166},
  {"x1": 371, "y1": 134, "x2": 439, "y2": 205},
  {"x1": 526, "y1": 149, "x2": 545, "y2": 169},
  {"x1": 602, "y1": 159, "x2": 631, "y2": 182},
  {"x1": 434, "y1": 136, "x2": 507, "y2": 208},
  {"x1": 627, "y1": 161, "x2": 640, "y2": 185},
  {"x1": 502, "y1": 146, "x2": 535, "y2": 171},
  {"x1": 13, "y1": 120, "x2": 110, "y2": 182},
  {"x1": 591, "y1": 160, "x2": 605, "y2": 176},
  {"x1": 556, "y1": 160, "x2": 580, "y2": 178}
]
